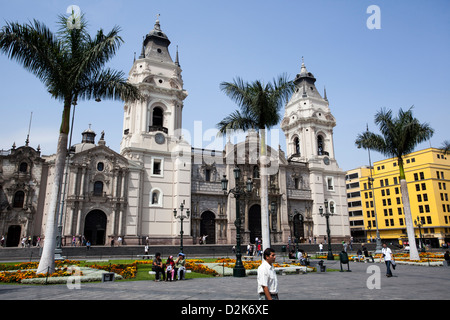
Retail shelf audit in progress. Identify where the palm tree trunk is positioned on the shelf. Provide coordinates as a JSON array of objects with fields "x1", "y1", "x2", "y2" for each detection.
[
  {"x1": 259, "y1": 128, "x2": 271, "y2": 251},
  {"x1": 398, "y1": 159, "x2": 420, "y2": 261},
  {"x1": 36, "y1": 103, "x2": 71, "y2": 274}
]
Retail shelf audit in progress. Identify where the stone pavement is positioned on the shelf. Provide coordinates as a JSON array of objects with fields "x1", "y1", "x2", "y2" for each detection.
[{"x1": 0, "y1": 260, "x2": 448, "y2": 301}]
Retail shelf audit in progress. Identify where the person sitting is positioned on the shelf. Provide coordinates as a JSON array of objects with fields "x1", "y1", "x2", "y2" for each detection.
[
  {"x1": 165, "y1": 256, "x2": 175, "y2": 281},
  {"x1": 152, "y1": 252, "x2": 165, "y2": 281},
  {"x1": 175, "y1": 253, "x2": 187, "y2": 280},
  {"x1": 363, "y1": 246, "x2": 374, "y2": 262},
  {"x1": 356, "y1": 249, "x2": 365, "y2": 262},
  {"x1": 300, "y1": 251, "x2": 309, "y2": 266},
  {"x1": 288, "y1": 250, "x2": 296, "y2": 260}
]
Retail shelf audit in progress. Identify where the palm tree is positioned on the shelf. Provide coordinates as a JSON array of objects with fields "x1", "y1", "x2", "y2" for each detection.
[
  {"x1": 441, "y1": 140, "x2": 450, "y2": 155},
  {"x1": 0, "y1": 13, "x2": 140, "y2": 273},
  {"x1": 217, "y1": 75, "x2": 294, "y2": 251},
  {"x1": 355, "y1": 107, "x2": 434, "y2": 261}
]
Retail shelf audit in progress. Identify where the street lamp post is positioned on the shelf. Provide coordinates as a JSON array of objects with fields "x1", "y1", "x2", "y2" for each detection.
[
  {"x1": 173, "y1": 202, "x2": 190, "y2": 254},
  {"x1": 319, "y1": 200, "x2": 334, "y2": 260},
  {"x1": 221, "y1": 167, "x2": 253, "y2": 277},
  {"x1": 414, "y1": 218, "x2": 425, "y2": 252}
]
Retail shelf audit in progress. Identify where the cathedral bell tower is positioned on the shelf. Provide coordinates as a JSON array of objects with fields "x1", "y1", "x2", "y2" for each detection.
[
  {"x1": 120, "y1": 16, "x2": 188, "y2": 153},
  {"x1": 119, "y1": 17, "x2": 191, "y2": 245},
  {"x1": 281, "y1": 59, "x2": 336, "y2": 163},
  {"x1": 281, "y1": 59, "x2": 350, "y2": 242}
]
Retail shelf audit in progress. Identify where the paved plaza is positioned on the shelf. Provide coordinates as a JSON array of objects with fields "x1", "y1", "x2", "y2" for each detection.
[{"x1": 0, "y1": 260, "x2": 448, "y2": 301}]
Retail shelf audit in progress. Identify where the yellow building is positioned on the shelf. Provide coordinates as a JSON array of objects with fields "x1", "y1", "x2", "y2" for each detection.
[
  {"x1": 356, "y1": 147, "x2": 450, "y2": 248},
  {"x1": 345, "y1": 166, "x2": 371, "y2": 241}
]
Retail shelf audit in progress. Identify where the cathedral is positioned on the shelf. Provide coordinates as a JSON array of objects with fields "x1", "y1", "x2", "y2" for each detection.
[{"x1": 0, "y1": 18, "x2": 350, "y2": 247}]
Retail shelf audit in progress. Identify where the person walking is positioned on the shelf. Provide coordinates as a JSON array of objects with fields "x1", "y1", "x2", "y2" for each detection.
[
  {"x1": 257, "y1": 247, "x2": 278, "y2": 300},
  {"x1": 381, "y1": 243, "x2": 395, "y2": 277}
]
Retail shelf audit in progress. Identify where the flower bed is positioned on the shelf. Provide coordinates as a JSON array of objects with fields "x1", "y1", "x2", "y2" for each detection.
[
  {"x1": 85, "y1": 262, "x2": 137, "y2": 279},
  {"x1": 0, "y1": 267, "x2": 82, "y2": 283}
]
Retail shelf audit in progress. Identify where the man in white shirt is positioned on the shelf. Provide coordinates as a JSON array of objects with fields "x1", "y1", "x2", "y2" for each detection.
[
  {"x1": 381, "y1": 243, "x2": 394, "y2": 277},
  {"x1": 257, "y1": 248, "x2": 278, "y2": 300}
]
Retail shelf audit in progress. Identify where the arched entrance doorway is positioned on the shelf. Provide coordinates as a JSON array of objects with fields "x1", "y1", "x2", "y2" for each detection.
[
  {"x1": 84, "y1": 210, "x2": 107, "y2": 245},
  {"x1": 249, "y1": 204, "x2": 261, "y2": 244},
  {"x1": 6, "y1": 225, "x2": 21, "y2": 247},
  {"x1": 293, "y1": 213, "x2": 305, "y2": 242},
  {"x1": 200, "y1": 211, "x2": 216, "y2": 244}
]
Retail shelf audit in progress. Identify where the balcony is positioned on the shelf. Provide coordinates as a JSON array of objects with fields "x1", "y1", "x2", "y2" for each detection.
[{"x1": 148, "y1": 126, "x2": 168, "y2": 134}]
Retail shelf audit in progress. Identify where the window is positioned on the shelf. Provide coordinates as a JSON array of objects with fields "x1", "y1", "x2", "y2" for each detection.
[
  {"x1": 19, "y1": 162, "x2": 28, "y2": 173},
  {"x1": 395, "y1": 187, "x2": 399, "y2": 195},
  {"x1": 419, "y1": 172, "x2": 425, "y2": 180},
  {"x1": 394, "y1": 177, "x2": 398, "y2": 184},
  {"x1": 294, "y1": 137, "x2": 300, "y2": 155},
  {"x1": 421, "y1": 183, "x2": 426, "y2": 191},
  {"x1": 97, "y1": 162, "x2": 104, "y2": 172},
  {"x1": 427, "y1": 216, "x2": 432, "y2": 224},
  {"x1": 414, "y1": 173, "x2": 419, "y2": 181},
  {"x1": 152, "y1": 107, "x2": 164, "y2": 127},
  {"x1": 326, "y1": 176, "x2": 334, "y2": 191},
  {"x1": 423, "y1": 194, "x2": 428, "y2": 202},
  {"x1": 317, "y1": 135, "x2": 324, "y2": 155},
  {"x1": 205, "y1": 169, "x2": 211, "y2": 182},
  {"x1": 93, "y1": 181, "x2": 103, "y2": 196},
  {"x1": 399, "y1": 218, "x2": 404, "y2": 226},
  {"x1": 151, "y1": 158, "x2": 163, "y2": 176},
  {"x1": 13, "y1": 191, "x2": 25, "y2": 208},
  {"x1": 417, "y1": 194, "x2": 422, "y2": 202}
]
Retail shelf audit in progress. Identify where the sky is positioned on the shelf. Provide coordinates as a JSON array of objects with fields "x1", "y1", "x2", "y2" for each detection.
[{"x1": 0, "y1": 0, "x2": 449, "y2": 171}]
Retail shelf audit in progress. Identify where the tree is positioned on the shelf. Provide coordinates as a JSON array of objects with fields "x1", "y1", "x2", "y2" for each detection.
[
  {"x1": 355, "y1": 107, "x2": 434, "y2": 261},
  {"x1": 0, "y1": 13, "x2": 140, "y2": 273},
  {"x1": 441, "y1": 140, "x2": 450, "y2": 155},
  {"x1": 217, "y1": 75, "x2": 294, "y2": 251}
]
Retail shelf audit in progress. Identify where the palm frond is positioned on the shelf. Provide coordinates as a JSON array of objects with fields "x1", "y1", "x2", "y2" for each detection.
[{"x1": 0, "y1": 20, "x2": 64, "y2": 95}]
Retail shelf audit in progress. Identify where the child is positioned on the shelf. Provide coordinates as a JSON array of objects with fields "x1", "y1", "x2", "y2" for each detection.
[{"x1": 166, "y1": 256, "x2": 175, "y2": 281}]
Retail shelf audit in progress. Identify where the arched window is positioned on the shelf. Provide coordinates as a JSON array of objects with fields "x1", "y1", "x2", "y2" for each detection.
[
  {"x1": 152, "y1": 107, "x2": 163, "y2": 127},
  {"x1": 317, "y1": 135, "x2": 324, "y2": 155},
  {"x1": 93, "y1": 181, "x2": 104, "y2": 196},
  {"x1": 19, "y1": 162, "x2": 28, "y2": 173},
  {"x1": 294, "y1": 137, "x2": 300, "y2": 155},
  {"x1": 13, "y1": 191, "x2": 25, "y2": 208}
]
